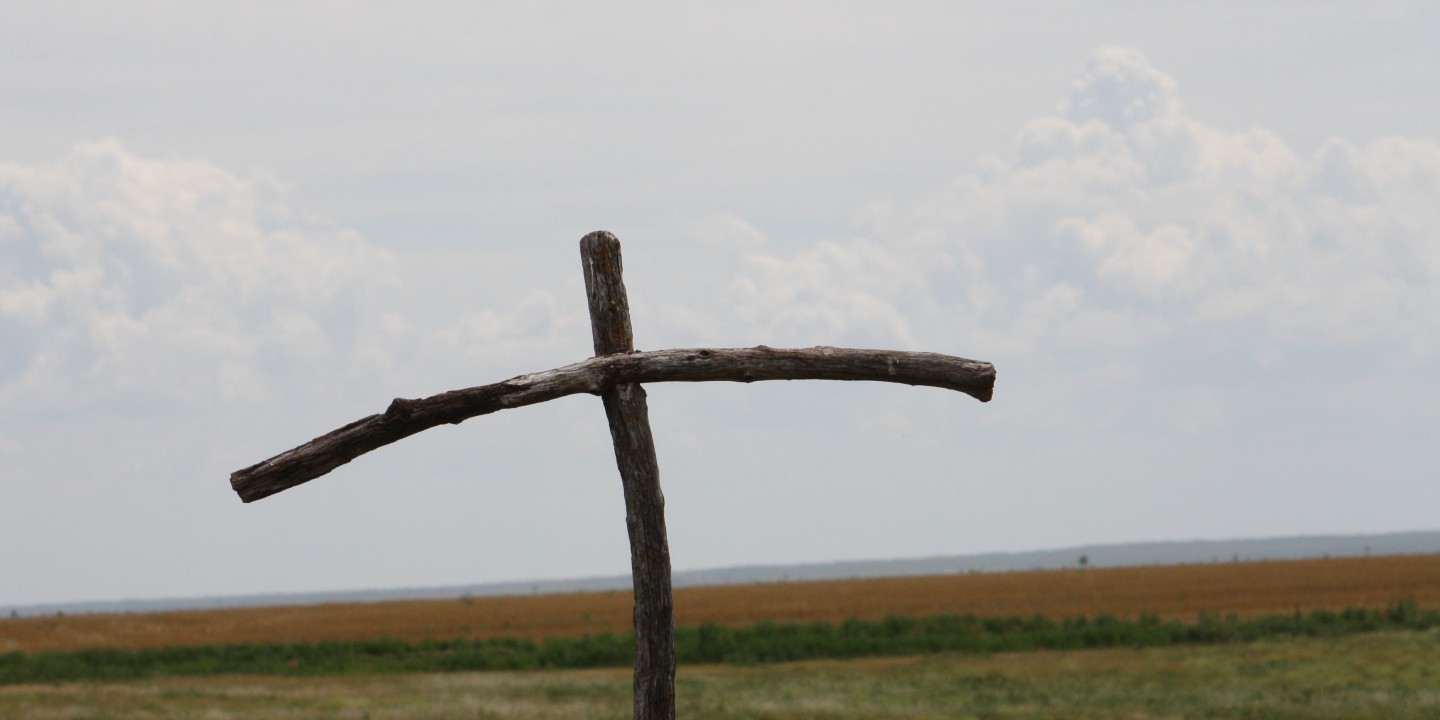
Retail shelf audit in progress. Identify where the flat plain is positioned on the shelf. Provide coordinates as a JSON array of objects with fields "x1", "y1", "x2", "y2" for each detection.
[
  {"x1": 4, "y1": 553, "x2": 1440, "y2": 718},
  {"x1": 4, "y1": 552, "x2": 1438, "y2": 654},
  {"x1": 3, "y1": 630, "x2": 1438, "y2": 719}
]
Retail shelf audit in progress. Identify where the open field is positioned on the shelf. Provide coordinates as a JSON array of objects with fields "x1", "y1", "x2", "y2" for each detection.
[
  {"x1": 3, "y1": 629, "x2": 1437, "y2": 719},
  {"x1": 4, "y1": 553, "x2": 1438, "y2": 654}
]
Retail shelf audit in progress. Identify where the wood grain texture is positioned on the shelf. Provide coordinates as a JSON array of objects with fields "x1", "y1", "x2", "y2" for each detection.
[
  {"x1": 581, "y1": 231, "x2": 675, "y2": 720},
  {"x1": 580, "y1": 231, "x2": 634, "y2": 358},
  {"x1": 229, "y1": 347, "x2": 995, "y2": 502}
]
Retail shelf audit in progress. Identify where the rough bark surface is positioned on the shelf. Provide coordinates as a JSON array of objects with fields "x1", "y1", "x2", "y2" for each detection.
[
  {"x1": 581, "y1": 231, "x2": 676, "y2": 720},
  {"x1": 229, "y1": 346, "x2": 995, "y2": 502},
  {"x1": 229, "y1": 347, "x2": 995, "y2": 502}
]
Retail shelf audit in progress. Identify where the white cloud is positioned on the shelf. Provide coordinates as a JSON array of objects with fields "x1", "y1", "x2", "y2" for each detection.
[
  {"x1": 1064, "y1": 47, "x2": 1183, "y2": 131},
  {"x1": 6, "y1": 39, "x2": 1439, "y2": 608},
  {"x1": 698, "y1": 47, "x2": 1440, "y2": 386},
  {"x1": 0, "y1": 140, "x2": 610, "y2": 420},
  {"x1": 423, "y1": 287, "x2": 581, "y2": 365},
  {"x1": 0, "y1": 139, "x2": 400, "y2": 410},
  {"x1": 0, "y1": 139, "x2": 627, "y2": 605},
  {"x1": 725, "y1": 237, "x2": 926, "y2": 348}
]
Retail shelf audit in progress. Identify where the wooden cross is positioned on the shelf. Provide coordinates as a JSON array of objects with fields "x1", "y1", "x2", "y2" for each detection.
[{"x1": 231, "y1": 231, "x2": 995, "y2": 720}]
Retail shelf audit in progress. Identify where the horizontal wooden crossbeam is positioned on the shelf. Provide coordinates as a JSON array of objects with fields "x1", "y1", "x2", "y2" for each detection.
[{"x1": 230, "y1": 346, "x2": 995, "y2": 503}]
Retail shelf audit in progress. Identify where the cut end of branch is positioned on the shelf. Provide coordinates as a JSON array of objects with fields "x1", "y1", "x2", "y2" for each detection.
[{"x1": 230, "y1": 465, "x2": 282, "y2": 503}]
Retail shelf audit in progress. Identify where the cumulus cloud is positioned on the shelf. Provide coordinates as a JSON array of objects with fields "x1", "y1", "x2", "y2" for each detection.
[
  {"x1": 701, "y1": 47, "x2": 1440, "y2": 380},
  {"x1": 0, "y1": 139, "x2": 402, "y2": 410},
  {"x1": 424, "y1": 287, "x2": 581, "y2": 366},
  {"x1": 1064, "y1": 47, "x2": 1183, "y2": 130},
  {"x1": 0, "y1": 140, "x2": 619, "y2": 426}
]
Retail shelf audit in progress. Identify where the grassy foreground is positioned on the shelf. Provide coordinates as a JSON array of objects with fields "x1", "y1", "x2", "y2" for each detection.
[
  {"x1": 6, "y1": 602, "x2": 1435, "y2": 683},
  {"x1": 3, "y1": 629, "x2": 1437, "y2": 719}
]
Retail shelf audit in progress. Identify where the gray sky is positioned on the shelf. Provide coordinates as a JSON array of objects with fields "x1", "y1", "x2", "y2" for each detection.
[{"x1": 3, "y1": 3, "x2": 1438, "y2": 607}]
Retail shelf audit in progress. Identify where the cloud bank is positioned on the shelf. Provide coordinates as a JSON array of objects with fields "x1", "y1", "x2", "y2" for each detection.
[
  {"x1": 0, "y1": 139, "x2": 401, "y2": 413},
  {"x1": 11, "y1": 48, "x2": 1434, "y2": 432},
  {"x1": 4, "y1": 46, "x2": 1437, "y2": 606},
  {"x1": 691, "y1": 47, "x2": 1440, "y2": 391}
]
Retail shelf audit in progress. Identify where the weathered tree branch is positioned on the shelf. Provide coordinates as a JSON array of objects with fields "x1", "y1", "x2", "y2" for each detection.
[
  {"x1": 229, "y1": 346, "x2": 995, "y2": 503},
  {"x1": 581, "y1": 230, "x2": 675, "y2": 720}
]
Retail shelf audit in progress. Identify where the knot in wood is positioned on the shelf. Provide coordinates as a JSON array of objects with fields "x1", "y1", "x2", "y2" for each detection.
[{"x1": 383, "y1": 398, "x2": 418, "y2": 422}]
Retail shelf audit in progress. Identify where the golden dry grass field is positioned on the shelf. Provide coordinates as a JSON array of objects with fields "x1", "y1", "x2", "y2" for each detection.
[{"x1": 4, "y1": 553, "x2": 1438, "y2": 654}]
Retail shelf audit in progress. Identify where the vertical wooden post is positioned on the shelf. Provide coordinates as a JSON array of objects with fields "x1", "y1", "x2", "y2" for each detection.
[
  {"x1": 233, "y1": 229, "x2": 993, "y2": 718},
  {"x1": 580, "y1": 231, "x2": 676, "y2": 720}
]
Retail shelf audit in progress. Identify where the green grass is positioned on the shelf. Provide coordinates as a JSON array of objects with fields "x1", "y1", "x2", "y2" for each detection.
[
  {"x1": 3, "y1": 600, "x2": 1436, "y2": 684},
  {"x1": 2, "y1": 629, "x2": 1437, "y2": 719}
]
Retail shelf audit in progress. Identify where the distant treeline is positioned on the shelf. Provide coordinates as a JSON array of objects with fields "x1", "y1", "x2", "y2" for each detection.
[{"x1": 3, "y1": 600, "x2": 1434, "y2": 684}]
